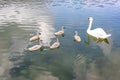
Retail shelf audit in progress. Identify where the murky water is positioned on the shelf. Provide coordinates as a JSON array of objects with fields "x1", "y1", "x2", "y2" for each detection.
[{"x1": 0, "y1": 0, "x2": 120, "y2": 80}]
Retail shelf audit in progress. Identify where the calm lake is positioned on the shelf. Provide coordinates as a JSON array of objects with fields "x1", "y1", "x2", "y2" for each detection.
[{"x1": 0, "y1": 0, "x2": 120, "y2": 80}]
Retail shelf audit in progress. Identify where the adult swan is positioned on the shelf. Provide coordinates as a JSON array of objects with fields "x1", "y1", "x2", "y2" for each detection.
[{"x1": 87, "y1": 17, "x2": 111, "y2": 39}]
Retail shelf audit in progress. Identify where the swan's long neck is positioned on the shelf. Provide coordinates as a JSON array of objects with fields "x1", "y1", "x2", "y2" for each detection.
[
  {"x1": 56, "y1": 38, "x2": 59, "y2": 42},
  {"x1": 87, "y1": 20, "x2": 93, "y2": 32},
  {"x1": 39, "y1": 40, "x2": 43, "y2": 45},
  {"x1": 37, "y1": 32, "x2": 39, "y2": 36},
  {"x1": 61, "y1": 26, "x2": 64, "y2": 31}
]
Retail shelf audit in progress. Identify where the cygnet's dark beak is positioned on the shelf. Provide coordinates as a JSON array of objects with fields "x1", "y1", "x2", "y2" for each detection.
[
  {"x1": 88, "y1": 17, "x2": 90, "y2": 20},
  {"x1": 38, "y1": 32, "x2": 41, "y2": 35}
]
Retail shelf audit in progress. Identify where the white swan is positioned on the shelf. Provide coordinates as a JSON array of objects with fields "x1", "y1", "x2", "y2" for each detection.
[
  {"x1": 28, "y1": 40, "x2": 43, "y2": 51},
  {"x1": 29, "y1": 32, "x2": 41, "y2": 42},
  {"x1": 87, "y1": 17, "x2": 111, "y2": 39},
  {"x1": 54, "y1": 26, "x2": 64, "y2": 36},
  {"x1": 50, "y1": 38, "x2": 60, "y2": 49},
  {"x1": 74, "y1": 31, "x2": 81, "y2": 42}
]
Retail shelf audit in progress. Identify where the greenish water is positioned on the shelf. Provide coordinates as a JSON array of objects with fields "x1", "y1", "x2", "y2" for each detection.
[{"x1": 0, "y1": 0, "x2": 120, "y2": 80}]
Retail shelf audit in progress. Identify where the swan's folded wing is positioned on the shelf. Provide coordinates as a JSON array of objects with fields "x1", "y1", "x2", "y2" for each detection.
[
  {"x1": 30, "y1": 36, "x2": 39, "y2": 41},
  {"x1": 50, "y1": 42, "x2": 60, "y2": 49},
  {"x1": 29, "y1": 45, "x2": 41, "y2": 51},
  {"x1": 74, "y1": 35, "x2": 81, "y2": 42},
  {"x1": 101, "y1": 34, "x2": 111, "y2": 39}
]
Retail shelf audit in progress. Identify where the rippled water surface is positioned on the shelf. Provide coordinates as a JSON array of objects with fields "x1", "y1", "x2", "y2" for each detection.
[{"x1": 0, "y1": 0, "x2": 120, "y2": 80}]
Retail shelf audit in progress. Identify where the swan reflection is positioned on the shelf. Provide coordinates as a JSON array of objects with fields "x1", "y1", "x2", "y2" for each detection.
[{"x1": 85, "y1": 34, "x2": 110, "y2": 45}]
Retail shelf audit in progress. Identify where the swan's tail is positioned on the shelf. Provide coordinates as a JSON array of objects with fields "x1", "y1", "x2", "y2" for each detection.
[
  {"x1": 106, "y1": 34, "x2": 111, "y2": 38},
  {"x1": 102, "y1": 34, "x2": 111, "y2": 39}
]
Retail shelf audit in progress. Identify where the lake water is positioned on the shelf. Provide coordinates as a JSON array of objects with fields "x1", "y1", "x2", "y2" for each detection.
[{"x1": 0, "y1": 0, "x2": 120, "y2": 80}]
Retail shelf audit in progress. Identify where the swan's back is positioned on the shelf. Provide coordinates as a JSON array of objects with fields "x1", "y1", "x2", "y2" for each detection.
[
  {"x1": 54, "y1": 26, "x2": 64, "y2": 36},
  {"x1": 50, "y1": 38, "x2": 60, "y2": 49},
  {"x1": 88, "y1": 28, "x2": 111, "y2": 38},
  {"x1": 28, "y1": 45, "x2": 42, "y2": 51},
  {"x1": 74, "y1": 31, "x2": 81, "y2": 42},
  {"x1": 92, "y1": 28, "x2": 106, "y2": 35}
]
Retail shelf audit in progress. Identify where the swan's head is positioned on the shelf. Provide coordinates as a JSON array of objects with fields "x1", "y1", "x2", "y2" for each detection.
[
  {"x1": 61, "y1": 26, "x2": 64, "y2": 30},
  {"x1": 75, "y1": 31, "x2": 78, "y2": 34},
  {"x1": 38, "y1": 32, "x2": 41, "y2": 35},
  {"x1": 37, "y1": 32, "x2": 41, "y2": 35},
  {"x1": 88, "y1": 17, "x2": 93, "y2": 21}
]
